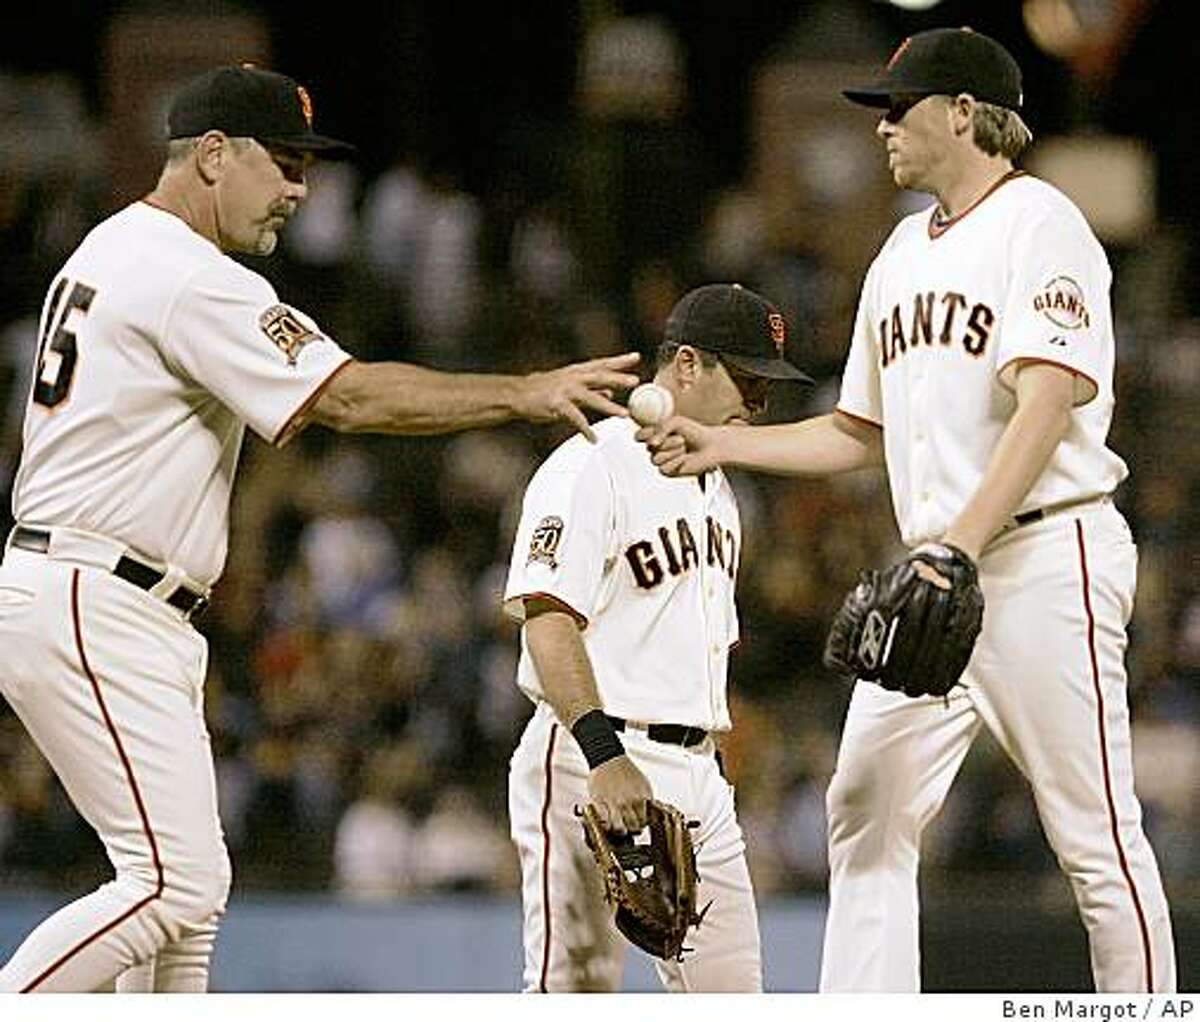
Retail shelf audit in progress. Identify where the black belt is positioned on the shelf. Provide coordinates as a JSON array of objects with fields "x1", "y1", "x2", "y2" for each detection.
[
  {"x1": 1011, "y1": 495, "x2": 1107, "y2": 529},
  {"x1": 606, "y1": 715, "x2": 709, "y2": 748},
  {"x1": 10, "y1": 525, "x2": 209, "y2": 620},
  {"x1": 1012, "y1": 508, "x2": 1046, "y2": 526}
]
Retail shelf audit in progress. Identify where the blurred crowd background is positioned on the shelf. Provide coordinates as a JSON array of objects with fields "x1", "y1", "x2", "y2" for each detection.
[{"x1": 1, "y1": 0, "x2": 1197, "y2": 920}]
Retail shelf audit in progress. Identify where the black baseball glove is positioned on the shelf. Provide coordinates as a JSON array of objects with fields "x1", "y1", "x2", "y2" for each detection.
[
  {"x1": 823, "y1": 542, "x2": 984, "y2": 698},
  {"x1": 579, "y1": 798, "x2": 706, "y2": 961}
]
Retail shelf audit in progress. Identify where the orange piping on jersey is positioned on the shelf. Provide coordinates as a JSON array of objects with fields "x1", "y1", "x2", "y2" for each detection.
[
  {"x1": 928, "y1": 169, "x2": 1028, "y2": 240},
  {"x1": 519, "y1": 592, "x2": 589, "y2": 630},
  {"x1": 834, "y1": 406, "x2": 883, "y2": 430},
  {"x1": 996, "y1": 355, "x2": 1099, "y2": 407},
  {"x1": 272, "y1": 354, "x2": 355, "y2": 447},
  {"x1": 1075, "y1": 521, "x2": 1154, "y2": 991}
]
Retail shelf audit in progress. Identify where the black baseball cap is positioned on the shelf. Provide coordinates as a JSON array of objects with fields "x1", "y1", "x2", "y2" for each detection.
[
  {"x1": 843, "y1": 27, "x2": 1023, "y2": 111},
  {"x1": 168, "y1": 64, "x2": 355, "y2": 156},
  {"x1": 664, "y1": 284, "x2": 813, "y2": 383}
]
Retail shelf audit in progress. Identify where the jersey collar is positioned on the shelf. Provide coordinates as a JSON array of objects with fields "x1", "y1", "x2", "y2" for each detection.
[{"x1": 928, "y1": 169, "x2": 1026, "y2": 239}]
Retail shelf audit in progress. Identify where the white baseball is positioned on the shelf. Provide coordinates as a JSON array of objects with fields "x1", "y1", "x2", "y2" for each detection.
[{"x1": 627, "y1": 382, "x2": 674, "y2": 427}]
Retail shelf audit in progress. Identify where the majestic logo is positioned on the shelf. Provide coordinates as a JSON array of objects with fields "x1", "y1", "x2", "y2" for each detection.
[
  {"x1": 528, "y1": 516, "x2": 564, "y2": 569},
  {"x1": 259, "y1": 304, "x2": 318, "y2": 365},
  {"x1": 767, "y1": 312, "x2": 786, "y2": 356},
  {"x1": 1033, "y1": 275, "x2": 1090, "y2": 330},
  {"x1": 296, "y1": 85, "x2": 314, "y2": 127}
]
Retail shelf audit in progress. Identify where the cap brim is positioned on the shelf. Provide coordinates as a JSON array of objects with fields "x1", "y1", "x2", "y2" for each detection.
[
  {"x1": 259, "y1": 133, "x2": 357, "y2": 157},
  {"x1": 844, "y1": 84, "x2": 1022, "y2": 112},
  {"x1": 721, "y1": 353, "x2": 814, "y2": 384},
  {"x1": 842, "y1": 85, "x2": 896, "y2": 108}
]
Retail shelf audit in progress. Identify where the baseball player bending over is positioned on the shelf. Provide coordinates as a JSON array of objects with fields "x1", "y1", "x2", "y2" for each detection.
[
  {"x1": 0, "y1": 65, "x2": 639, "y2": 994},
  {"x1": 505, "y1": 284, "x2": 812, "y2": 992},
  {"x1": 643, "y1": 29, "x2": 1176, "y2": 992}
]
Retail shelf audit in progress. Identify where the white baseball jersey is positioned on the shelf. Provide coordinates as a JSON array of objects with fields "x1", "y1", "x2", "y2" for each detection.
[
  {"x1": 837, "y1": 171, "x2": 1127, "y2": 547},
  {"x1": 0, "y1": 198, "x2": 358, "y2": 993},
  {"x1": 503, "y1": 416, "x2": 740, "y2": 732},
  {"x1": 12, "y1": 201, "x2": 352, "y2": 585},
  {"x1": 819, "y1": 169, "x2": 1176, "y2": 993},
  {"x1": 505, "y1": 416, "x2": 761, "y2": 992}
]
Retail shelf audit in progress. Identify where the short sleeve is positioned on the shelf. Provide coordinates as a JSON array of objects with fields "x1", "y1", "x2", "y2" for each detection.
[
  {"x1": 503, "y1": 449, "x2": 616, "y2": 625},
  {"x1": 996, "y1": 206, "x2": 1109, "y2": 405},
  {"x1": 161, "y1": 261, "x2": 352, "y2": 442},
  {"x1": 835, "y1": 258, "x2": 884, "y2": 425}
]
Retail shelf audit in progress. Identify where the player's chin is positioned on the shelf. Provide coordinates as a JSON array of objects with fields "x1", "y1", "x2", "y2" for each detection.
[
  {"x1": 890, "y1": 164, "x2": 918, "y2": 190},
  {"x1": 253, "y1": 229, "x2": 280, "y2": 256}
]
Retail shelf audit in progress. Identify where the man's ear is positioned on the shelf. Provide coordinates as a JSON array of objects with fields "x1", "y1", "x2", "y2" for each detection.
[
  {"x1": 949, "y1": 93, "x2": 975, "y2": 137},
  {"x1": 672, "y1": 345, "x2": 703, "y2": 390},
  {"x1": 194, "y1": 131, "x2": 229, "y2": 185}
]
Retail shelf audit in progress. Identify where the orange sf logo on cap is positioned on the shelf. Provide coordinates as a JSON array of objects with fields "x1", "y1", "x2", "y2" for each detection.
[
  {"x1": 768, "y1": 312, "x2": 786, "y2": 355},
  {"x1": 886, "y1": 37, "x2": 912, "y2": 69},
  {"x1": 296, "y1": 85, "x2": 314, "y2": 127}
]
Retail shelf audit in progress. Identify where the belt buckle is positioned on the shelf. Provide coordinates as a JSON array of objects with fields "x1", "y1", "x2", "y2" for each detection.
[
  {"x1": 186, "y1": 592, "x2": 210, "y2": 622},
  {"x1": 168, "y1": 583, "x2": 209, "y2": 622}
]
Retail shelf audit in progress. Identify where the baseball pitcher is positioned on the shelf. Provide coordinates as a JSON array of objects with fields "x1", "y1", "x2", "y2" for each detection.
[{"x1": 643, "y1": 29, "x2": 1176, "y2": 993}]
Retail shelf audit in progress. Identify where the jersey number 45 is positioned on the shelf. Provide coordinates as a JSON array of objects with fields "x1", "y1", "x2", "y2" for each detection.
[{"x1": 34, "y1": 277, "x2": 96, "y2": 410}]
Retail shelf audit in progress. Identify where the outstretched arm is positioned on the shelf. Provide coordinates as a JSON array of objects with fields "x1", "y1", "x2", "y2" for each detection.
[
  {"x1": 643, "y1": 410, "x2": 884, "y2": 478},
  {"x1": 307, "y1": 352, "x2": 641, "y2": 441},
  {"x1": 524, "y1": 598, "x2": 653, "y2": 835},
  {"x1": 941, "y1": 361, "x2": 1076, "y2": 559}
]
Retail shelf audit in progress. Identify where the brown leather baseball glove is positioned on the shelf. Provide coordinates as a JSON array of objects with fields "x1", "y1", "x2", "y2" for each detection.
[{"x1": 579, "y1": 798, "x2": 706, "y2": 961}]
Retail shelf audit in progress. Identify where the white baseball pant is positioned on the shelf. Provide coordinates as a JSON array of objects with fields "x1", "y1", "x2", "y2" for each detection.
[
  {"x1": 508, "y1": 701, "x2": 761, "y2": 992},
  {"x1": 819, "y1": 500, "x2": 1176, "y2": 992},
  {"x1": 0, "y1": 545, "x2": 230, "y2": 992}
]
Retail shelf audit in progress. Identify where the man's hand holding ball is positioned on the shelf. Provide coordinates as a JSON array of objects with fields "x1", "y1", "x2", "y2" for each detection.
[{"x1": 627, "y1": 383, "x2": 674, "y2": 427}]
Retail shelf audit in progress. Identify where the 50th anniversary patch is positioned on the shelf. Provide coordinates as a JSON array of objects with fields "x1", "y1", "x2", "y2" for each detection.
[
  {"x1": 260, "y1": 304, "x2": 318, "y2": 365},
  {"x1": 528, "y1": 516, "x2": 564, "y2": 569}
]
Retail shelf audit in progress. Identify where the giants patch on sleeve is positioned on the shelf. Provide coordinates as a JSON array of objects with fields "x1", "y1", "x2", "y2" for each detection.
[
  {"x1": 528, "y1": 516, "x2": 564, "y2": 569},
  {"x1": 1032, "y1": 276, "x2": 1090, "y2": 330},
  {"x1": 259, "y1": 304, "x2": 318, "y2": 365}
]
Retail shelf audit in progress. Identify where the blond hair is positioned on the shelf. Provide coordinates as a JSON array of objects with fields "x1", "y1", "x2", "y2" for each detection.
[{"x1": 972, "y1": 101, "x2": 1033, "y2": 160}]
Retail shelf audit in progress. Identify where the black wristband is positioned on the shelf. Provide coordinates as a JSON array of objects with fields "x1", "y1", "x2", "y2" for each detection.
[{"x1": 571, "y1": 709, "x2": 625, "y2": 770}]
